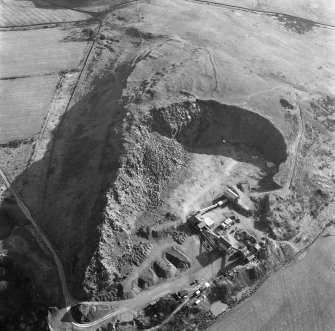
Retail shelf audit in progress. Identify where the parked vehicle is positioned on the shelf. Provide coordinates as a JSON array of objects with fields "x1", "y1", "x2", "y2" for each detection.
[
  {"x1": 175, "y1": 290, "x2": 188, "y2": 299},
  {"x1": 194, "y1": 299, "x2": 202, "y2": 306},
  {"x1": 193, "y1": 290, "x2": 201, "y2": 297}
]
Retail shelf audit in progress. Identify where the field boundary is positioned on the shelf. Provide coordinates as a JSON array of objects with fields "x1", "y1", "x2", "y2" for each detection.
[{"x1": 0, "y1": 18, "x2": 99, "y2": 30}]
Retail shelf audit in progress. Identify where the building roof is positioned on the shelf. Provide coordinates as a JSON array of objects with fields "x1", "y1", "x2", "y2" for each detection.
[
  {"x1": 224, "y1": 189, "x2": 239, "y2": 201},
  {"x1": 203, "y1": 217, "x2": 215, "y2": 228}
]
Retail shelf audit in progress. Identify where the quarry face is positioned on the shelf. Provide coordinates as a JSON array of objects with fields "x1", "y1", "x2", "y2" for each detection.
[{"x1": 0, "y1": 0, "x2": 335, "y2": 330}]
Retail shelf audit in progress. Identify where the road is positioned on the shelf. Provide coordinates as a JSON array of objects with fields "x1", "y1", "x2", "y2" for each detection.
[{"x1": 0, "y1": 168, "x2": 75, "y2": 306}]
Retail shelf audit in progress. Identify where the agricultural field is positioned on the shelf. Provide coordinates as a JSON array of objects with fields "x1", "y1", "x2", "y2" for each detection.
[
  {"x1": 0, "y1": 23, "x2": 94, "y2": 180},
  {"x1": 0, "y1": 26, "x2": 92, "y2": 144},
  {"x1": 0, "y1": 75, "x2": 59, "y2": 142},
  {"x1": 0, "y1": 0, "x2": 92, "y2": 27},
  {"x1": 0, "y1": 27, "x2": 91, "y2": 78}
]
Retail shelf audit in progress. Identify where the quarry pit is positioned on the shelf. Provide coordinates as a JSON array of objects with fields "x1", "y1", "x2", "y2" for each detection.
[{"x1": 0, "y1": 0, "x2": 334, "y2": 330}]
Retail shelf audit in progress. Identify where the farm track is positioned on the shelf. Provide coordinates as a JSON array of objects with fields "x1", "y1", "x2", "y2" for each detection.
[
  {"x1": 0, "y1": 19, "x2": 98, "y2": 29},
  {"x1": 184, "y1": 0, "x2": 335, "y2": 29}
]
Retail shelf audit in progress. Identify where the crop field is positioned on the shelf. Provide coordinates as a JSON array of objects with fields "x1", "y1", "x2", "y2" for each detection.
[
  {"x1": 0, "y1": 0, "x2": 92, "y2": 27},
  {"x1": 0, "y1": 75, "x2": 59, "y2": 142},
  {"x1": 208, "y1": 231, "x2": 335, "y2": 331},
  {"x1": 0, "y1": 28, "x2": 90, "y2": 78}
]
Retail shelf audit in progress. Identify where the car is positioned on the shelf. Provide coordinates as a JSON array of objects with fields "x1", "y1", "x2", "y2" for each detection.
[
  {"x1": 194, "y1": 299, "x2": 202, "y2": 306},
  {"x1": 193, "y1": 290, "x2": 201, "y2": 297},
  {"x1": 190, "y1": 279, "x2": 199, "y2": 286},
  {"x1": 220, "y1": 223, "x2": 228, "y2": 230}
]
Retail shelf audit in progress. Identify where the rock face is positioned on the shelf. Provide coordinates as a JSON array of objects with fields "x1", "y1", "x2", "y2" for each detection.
[{"x1": 151, "y1": 100, "x2": 288, "y2": 165}]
